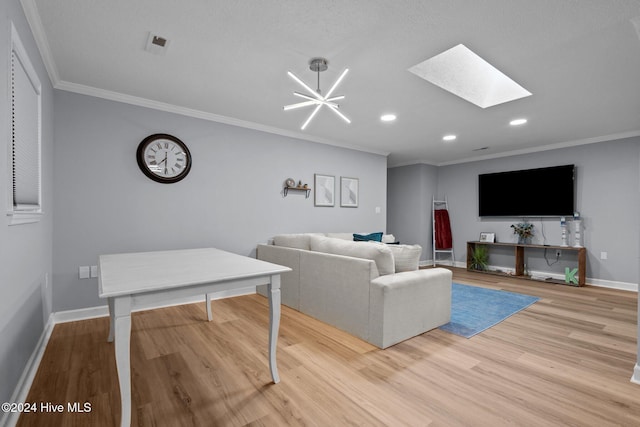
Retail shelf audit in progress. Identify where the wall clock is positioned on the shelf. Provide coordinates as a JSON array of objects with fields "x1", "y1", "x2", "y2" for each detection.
[{"x1": 136, "y1": 134, "x2": 192, "y2": 183}]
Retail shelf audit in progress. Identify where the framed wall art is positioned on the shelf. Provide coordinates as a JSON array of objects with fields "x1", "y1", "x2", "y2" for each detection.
[
  {"x1": 479, "y1": 232, "x2": 495, "y2": 243},
  {"x1": 314, "y1": 174, "x2": 335, "y2": 206},
  {"x1": 340, "y1": 177, "x2": 359, "y2": 207}
]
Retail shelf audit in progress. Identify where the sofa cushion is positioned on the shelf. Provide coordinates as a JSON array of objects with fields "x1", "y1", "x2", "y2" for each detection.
[
  {"x1": 273, "y1": 233, "x2": 317, "y2": 250},
  {"x1": 309, "y1": 236, "x2": 395, "y2": 276},
  {"x1": 353, "y1": 232, "x2": 383, "y2": 242},
  {"x1": 387, "y1": 244, "x2": 422, "y2": 272}
]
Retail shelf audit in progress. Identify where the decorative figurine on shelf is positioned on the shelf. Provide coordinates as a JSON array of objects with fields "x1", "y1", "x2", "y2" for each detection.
[
  {"x1": 298, "y1": 180, "x2": 303, "y2": 188},
  {"x1": 560, "y1": 216, "x2": 568, "y2": 247},
  {"x1": 573, "y1": 212, "x2": 582, "y2": 247},
  {"x1": 511, "y1": 222, "x2": 534, "y2": 244}
]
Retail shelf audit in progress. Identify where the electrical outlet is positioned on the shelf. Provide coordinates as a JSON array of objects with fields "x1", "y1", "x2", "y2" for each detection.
[
  {"x1": 555, "y1": 250, "x2": 561, "y2": 258},
  {"x1": 79, "y1": 266, "x2": 90, "y2": 279}
]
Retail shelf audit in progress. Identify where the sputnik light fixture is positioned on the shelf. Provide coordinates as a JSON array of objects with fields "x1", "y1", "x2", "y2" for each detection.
[{"x1": 284, "y1": 58, "x2": 350, "y2": 130}]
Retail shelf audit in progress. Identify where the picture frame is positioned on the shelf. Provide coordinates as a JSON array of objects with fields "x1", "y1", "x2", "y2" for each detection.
[
  {"x1": 479, "y1": 232, "x2": 495, "y2": 243},
  {"x1": 314, "y1": 174, "x2": 335, "y2": 207},
  {"x1": 340, "y1": 177, "x2": 359, "y2": 208}
]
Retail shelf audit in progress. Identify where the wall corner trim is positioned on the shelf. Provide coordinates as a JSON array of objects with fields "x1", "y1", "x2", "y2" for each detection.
[{"x1": 0, "y1": 313, "x2": 55, "y2": 427}]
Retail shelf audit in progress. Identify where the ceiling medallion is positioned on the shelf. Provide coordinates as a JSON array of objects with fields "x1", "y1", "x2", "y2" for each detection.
[{"x1": 283, "y1": 58, "x2": 351, "y2": 130}]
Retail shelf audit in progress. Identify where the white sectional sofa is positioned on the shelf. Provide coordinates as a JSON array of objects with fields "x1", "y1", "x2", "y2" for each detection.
[{"x1": 256, "y1": 233, "x2": 452, "y2": 348}]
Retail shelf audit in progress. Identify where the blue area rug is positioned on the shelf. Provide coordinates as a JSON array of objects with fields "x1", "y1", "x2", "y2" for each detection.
[{"x1": 439, "y1": 283, "x2": 540, "y2": 338}]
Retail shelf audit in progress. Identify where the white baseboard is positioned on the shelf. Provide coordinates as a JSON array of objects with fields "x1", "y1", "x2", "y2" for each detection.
[
  {"x1": 632, "y1": 364, "x2": 640, "y2": 385},
  {"x1": 585, "y1": 278, "x2": 638, "y2": 292},
  {"x1": 53, "y1": 286, "x2": 257, "y2": 324},
  {"x1": 53, "y1": 305, "x2": 109, "y2": 323},
  {"x1": 2, "y1": 287, "x2": 257, "y2": 427},
  {"x1": 1, "y1": 313, "x2": 56, "y2": 427},
  {"x1": 424, "y1": 261, "x2": 638, "y2": 292}
]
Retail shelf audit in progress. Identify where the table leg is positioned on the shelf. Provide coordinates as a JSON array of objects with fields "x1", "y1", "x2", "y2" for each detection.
[
  {"x1": 206, "y1": 293, "x2": 213, "y2": 321},
  {"x1": 268, "y1": 274, "x2": 281, "y2": 384},
  {"x1": 107, "y1": 297, "x2": 115, "y2": 342},
  {"x1": 113, "y1": 297, "x2": 132, "y2": 427}
]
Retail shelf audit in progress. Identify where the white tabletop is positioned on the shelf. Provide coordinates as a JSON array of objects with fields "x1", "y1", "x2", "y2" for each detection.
[{"x1": 99, "y1": 247, "x2": 290, "y2": 298}]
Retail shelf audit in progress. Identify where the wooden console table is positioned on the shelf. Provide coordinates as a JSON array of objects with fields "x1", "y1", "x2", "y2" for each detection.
[{"x1": 467, "y1": 241, "x2": 586, "y2": 286}]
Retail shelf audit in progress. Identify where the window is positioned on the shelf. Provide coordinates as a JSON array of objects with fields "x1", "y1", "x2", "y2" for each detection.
[{"x1": 7, "y1": 23, "x2": 42, "y2": 225}]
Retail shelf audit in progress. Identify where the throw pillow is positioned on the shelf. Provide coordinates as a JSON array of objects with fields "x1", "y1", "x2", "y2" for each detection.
[
  {"x1": 387, "y1": 244, "x2": 422, "y2": 272},
  {"x1": 353, "y1": 232, "x2": 383, "y2": 242},
  {"x1": 382, "y1": 234, "x2": 396, "y2": 244},
  {"x1": 309, "y1": 236, "x2": 395, "y2": 276}
]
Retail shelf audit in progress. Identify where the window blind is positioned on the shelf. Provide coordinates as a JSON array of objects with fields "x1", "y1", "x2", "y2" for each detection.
[{"x1": 11, "y1": 41, "x2": 41, "y2": 212}]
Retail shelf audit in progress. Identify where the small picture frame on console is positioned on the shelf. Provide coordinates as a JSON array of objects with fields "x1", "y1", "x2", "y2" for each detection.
[{"x1": 479, "y1": 232, "x2": 495, "y2": 243}]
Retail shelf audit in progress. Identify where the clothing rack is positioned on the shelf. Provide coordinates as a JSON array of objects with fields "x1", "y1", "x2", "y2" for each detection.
[{"x1": 433, "y1": 196, "x2": 455, "y2": 266}]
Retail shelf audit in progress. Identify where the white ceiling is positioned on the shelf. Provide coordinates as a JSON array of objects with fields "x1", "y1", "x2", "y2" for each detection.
[{"x1": 22, "y1": 0, "x2": 640, "y2": 166}]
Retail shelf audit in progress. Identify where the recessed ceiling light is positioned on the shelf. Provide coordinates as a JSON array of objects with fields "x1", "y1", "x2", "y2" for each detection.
[
  {"x1": 443, "y1": 135, "x2": 457, "y2": 141},
  {"x1": 380, "y1": 114, "x2": 397, "y2": 122},
  {"x1": 510, "y1": 118, "x2": 528, "y2": 126}
]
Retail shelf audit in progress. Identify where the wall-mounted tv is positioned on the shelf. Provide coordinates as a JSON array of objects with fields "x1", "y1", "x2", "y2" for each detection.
[{"x1": 478, "y1": 164, "x2": 575, "y2": 217}]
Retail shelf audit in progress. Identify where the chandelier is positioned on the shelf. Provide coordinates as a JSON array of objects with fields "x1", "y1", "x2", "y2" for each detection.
[{"x1": 283, "y1": 58, "x2": 351, "y2": 130}]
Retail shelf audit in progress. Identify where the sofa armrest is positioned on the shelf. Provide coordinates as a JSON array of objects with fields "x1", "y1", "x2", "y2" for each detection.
[
  {"x1": 299, "y1": 250, "x2": 379, "y2": 341},
  {"x1": 256, "y1": 244, "x2": 302, "y2": 310},
  {"x1": 369, "y1": 268, "x2": 452, "y2": 348}
]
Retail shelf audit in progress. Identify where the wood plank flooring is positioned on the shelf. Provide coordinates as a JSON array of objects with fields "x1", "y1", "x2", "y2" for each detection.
[{"x1": 17, "y1": 268, "x2": 639, "y2": 426}]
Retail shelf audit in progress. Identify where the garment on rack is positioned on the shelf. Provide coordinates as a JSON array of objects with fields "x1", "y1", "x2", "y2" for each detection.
[{"x1": 434, "y1": 209, "x2": 452, "y2": 249}]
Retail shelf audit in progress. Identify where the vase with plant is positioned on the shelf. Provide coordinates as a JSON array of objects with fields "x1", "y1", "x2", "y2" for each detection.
[
  {"x1": 511, "y1": 222, "x2": 534, "y2": 244},
  {"x1": 470, "y1": 244, "x2": 489, "y2": 271}
]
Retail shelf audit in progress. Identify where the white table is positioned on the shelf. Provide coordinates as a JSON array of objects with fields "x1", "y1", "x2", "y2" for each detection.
[{"x1": 98, "y1": 248, "x2": 291, "y2": 427}]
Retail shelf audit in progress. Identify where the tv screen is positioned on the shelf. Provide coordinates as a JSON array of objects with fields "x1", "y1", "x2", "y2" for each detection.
[{"x1": 478, "y1": 165, "x2": 575, "y2": 217}]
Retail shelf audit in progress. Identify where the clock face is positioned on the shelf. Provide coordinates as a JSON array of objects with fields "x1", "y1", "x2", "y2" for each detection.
[{"x1": 136, "y1": 134, "x2": 192, "y2": 183}]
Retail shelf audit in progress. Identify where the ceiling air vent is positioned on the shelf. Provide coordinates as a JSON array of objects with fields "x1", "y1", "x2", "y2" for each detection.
[{"x1": 145, "y1": 32, "x2": 170, "y2": 55}]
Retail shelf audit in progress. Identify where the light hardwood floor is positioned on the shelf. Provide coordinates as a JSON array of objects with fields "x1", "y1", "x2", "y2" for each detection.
[{"x1": 17, "y1": 268, "x2": 639, "y2": 426}]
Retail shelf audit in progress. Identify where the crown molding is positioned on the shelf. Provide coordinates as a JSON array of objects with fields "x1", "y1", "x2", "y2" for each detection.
[
  {"x1": 387, "y1": 130, "x2": 640, "y2": 168},
  {"x1": 434, "y1": 131, "x2": 640, "y2": 167},
  {"x1": 20, "y1": 0, "x2": 59, "y2": 86},
  {"x1": 54, "y1": 80, "x2": 390, "y2": 157},
  {"x1": 387, "y1": 159, "x2": 439, "y2": 169}
]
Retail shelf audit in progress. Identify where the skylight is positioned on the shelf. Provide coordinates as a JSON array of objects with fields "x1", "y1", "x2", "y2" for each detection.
[{"x1": 408, "y1": 44, "x2": 531, "y2": 108}]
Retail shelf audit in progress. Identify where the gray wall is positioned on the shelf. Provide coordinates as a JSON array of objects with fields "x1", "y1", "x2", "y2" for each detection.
[
  {"x1": 52, "y1": 91, "x2": 387, "y2": 312},
  {"x1": 387, "y1": 163, "x2": 438, "y2": 260},
  {"x1": 0, "y1": 0, "x2": 54, "y2": 404},
  {"x1": 389, "y1": 137, "x2": 640, "y2": 285}
]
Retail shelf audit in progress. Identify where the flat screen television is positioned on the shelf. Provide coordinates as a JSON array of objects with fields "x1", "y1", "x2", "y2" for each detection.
[{"x1": 478, "y1": 164, "x2": 575, "y2": 217}]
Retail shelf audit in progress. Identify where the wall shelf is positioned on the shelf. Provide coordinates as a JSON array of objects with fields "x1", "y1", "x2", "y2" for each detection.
[
  {"x1": 466, "y1": 241, "x2": 587, "y2": 286},
  {"x1": 284, "y1": 186, "x2": 311, "y2": 198}
]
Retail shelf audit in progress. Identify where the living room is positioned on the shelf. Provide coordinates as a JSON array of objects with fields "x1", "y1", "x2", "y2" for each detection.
[{"x1": 1, "y1": 1, "x2": 639, "y2": 426}]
